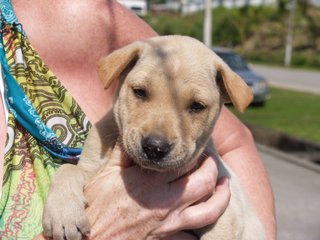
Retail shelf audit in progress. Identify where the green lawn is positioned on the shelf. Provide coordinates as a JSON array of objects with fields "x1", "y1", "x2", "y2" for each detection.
[{"x1": 229, "y1": 87, "x2": 320, "y2": 144}]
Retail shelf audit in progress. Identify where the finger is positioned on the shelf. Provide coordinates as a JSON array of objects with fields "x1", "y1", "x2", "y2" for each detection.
[
  {"x1": 103, "y1": 144, "x2": 134, "y2": 169},
  {"x1": 161, "y1": 231, "x2": 198, "y2": 240},
  {"x1": 177, "y1": 177, "x2": 230, "y2": 230},
  {"x1": 167, "y1": 152, "x2": 220, "y2": 183},
  {"x1": 168, "y1": 156, "x2": 219, "y2": 208},
  {"x1": 157, "y1": 177, "x2": 230, "y2": 235},
  {"x1": 120, "y1": 151, "x2": 136, "y2": 168},
  {"x1": 104, "y1": 144, "x2": 122, "y2": 167}
]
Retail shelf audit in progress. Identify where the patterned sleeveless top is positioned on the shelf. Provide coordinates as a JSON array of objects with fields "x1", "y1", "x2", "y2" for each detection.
[{"x1": 0, "y1": 1, "x2": 91, "y2": 238}]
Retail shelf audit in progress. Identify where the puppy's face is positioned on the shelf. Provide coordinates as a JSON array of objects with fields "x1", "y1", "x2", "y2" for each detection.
[{"x1": 99, "y1": 36, "x2": 252, "y2": 171}]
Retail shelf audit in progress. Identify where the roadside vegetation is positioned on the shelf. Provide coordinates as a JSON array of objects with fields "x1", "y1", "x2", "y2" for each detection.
[
  {"x1": 230, "y1": 87, "x2": 320, "y2": 144},
  {"x1": 143, "y1": 2, "x2": 320, "y2": 69}
]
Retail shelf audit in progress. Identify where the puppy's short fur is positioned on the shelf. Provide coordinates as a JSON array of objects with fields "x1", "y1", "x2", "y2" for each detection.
[{"x1": 43, "y1": 36, "x2": 266, "y2": 240}]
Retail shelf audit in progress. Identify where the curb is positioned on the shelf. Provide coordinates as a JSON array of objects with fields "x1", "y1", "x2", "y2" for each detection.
[
  {"x1": 257, "y1": 144, "x2": 320, "y2": 174},
  {"x1": 247, "y1": 124, "x2": 320, "y2": 173},
  {"x1": 247, "y1": 124, "x2": 320, "y2": 153}
]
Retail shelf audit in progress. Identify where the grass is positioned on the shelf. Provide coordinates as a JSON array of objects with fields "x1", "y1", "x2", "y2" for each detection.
[{"x1": 229, "y1": 87, "x2": 320, "y2": 144}]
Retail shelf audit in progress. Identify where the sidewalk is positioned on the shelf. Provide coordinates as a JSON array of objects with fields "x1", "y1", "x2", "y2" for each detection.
[{"x1": 259, "y1": 144, "x2": 320, "y2": 240}]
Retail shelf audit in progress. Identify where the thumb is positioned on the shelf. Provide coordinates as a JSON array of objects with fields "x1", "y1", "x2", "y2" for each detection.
[{"x1": 104, "y1": 143, "x2": 135, "y2": 169}]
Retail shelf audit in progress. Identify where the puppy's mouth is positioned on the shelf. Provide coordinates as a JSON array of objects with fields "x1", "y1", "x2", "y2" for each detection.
[
  {"x1": 119, "y1": 131, "x2": 205, "y2": 172},
  {"x1": 122, "y1": 144, "x2": 201, "y2": 173},
  {"x1": 125, "y1": 150, "x2": 189, "y2": 172},
  {"x1": 136, "y1": 149, "x2": 207, "y2": 175},
  {"x1": 138, "y1": 156, "x2": 189, "y2": 172}
]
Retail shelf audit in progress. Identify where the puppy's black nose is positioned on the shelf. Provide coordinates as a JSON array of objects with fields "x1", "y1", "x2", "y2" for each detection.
[{"x1": 142, "y1": 136, "x2": 171, "y2": 162}]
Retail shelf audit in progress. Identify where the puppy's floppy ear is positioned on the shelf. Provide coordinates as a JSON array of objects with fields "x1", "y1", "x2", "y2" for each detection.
[
  {"x1": 215, "y1": 60, "x2": 253, "y2": 112},
  {"x1": 98, "y1": 42, "x2": 144, "y2": 89}
]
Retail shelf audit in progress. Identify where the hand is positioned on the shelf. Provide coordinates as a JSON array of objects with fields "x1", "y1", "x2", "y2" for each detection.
[{"x1": 84, "y1": 145, "x2": 230, "y2": 240}]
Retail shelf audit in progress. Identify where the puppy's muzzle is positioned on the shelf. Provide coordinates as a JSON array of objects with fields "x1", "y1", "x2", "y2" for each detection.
[{"x1": 142, "y1": 135, "x2": 172, "y2": 162}]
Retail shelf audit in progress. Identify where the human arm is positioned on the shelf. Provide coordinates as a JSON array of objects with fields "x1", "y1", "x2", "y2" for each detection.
[{"x1": 213, "y1": 107, "x2": 276, "y2": 240}]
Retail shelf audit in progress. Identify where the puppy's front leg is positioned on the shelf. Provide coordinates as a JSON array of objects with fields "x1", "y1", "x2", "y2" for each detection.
[
  {"x1": 42, "y1": 126, "x2": 106, "y2": 240},
  {"x1": 43, "y1": 164, "x2": 90, "y2": 240},
  {"x1": 43, "y1": 112, "x2": 118, "y2": 240}
]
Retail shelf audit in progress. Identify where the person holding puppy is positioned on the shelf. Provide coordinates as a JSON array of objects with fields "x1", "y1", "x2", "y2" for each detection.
[{"x1": 0, "y1": 0, "x2": 276, "y2": 239}]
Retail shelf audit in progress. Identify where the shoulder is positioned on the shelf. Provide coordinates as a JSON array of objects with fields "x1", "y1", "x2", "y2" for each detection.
[
  {"x1": 13, "y1": 0, "x2": 157, "y2": 57},
  {"x1": 104, "y1": 0, "x2": 158, "y2": 50}
]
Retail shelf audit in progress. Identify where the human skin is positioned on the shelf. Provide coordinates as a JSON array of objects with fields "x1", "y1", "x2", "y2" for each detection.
[
  {"x1": 84, "y1": 146, "x2": 230, "y2": 240},
  {"x1": 0, "y1": 0, "x2": 276, "y2": 239}
]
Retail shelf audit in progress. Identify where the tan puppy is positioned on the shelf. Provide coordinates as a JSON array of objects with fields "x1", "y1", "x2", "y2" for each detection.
[{"x1": 43, "y1": 35, "x2": 266, "y2": 240}]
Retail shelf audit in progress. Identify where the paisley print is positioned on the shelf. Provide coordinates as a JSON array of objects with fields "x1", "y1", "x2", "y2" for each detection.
[{"x1": 0, "y1": 1, "x2": 91, "y2": 238}]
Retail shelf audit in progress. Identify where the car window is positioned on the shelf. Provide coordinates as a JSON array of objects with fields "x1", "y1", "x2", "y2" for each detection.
[{"x1": 216, "y1": 52, "x2": 249, "y2": 70}]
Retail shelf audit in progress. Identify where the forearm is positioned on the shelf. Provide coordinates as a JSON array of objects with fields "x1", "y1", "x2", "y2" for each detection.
[{"x1": 213, "y1": 107, "x2": 276, "y2": 240}]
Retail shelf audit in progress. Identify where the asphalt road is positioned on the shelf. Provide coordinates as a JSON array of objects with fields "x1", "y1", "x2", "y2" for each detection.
[
  {"x1": 258, "y1": 145, "x2": 320, "y2": 240},
  {"x1": 251, "y1": 64, "x2": 320, "y2": 95}
]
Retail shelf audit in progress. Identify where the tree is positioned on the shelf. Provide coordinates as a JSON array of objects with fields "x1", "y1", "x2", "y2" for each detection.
[{"x1": 277, "y1": 0, "x2": 289, "y2": 13}]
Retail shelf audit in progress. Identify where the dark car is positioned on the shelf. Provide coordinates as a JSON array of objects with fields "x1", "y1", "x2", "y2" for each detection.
[{"x1": 212, "y1": 47, "x2": 270, "y2": 105}]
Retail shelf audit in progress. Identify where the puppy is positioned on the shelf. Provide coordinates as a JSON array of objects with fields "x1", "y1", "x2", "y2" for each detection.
[{"x1": 43, "y1": 35, "x2": 266, "y2": 240}]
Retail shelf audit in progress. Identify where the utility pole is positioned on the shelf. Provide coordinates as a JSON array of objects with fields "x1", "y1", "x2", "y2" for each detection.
[
  {"x1": 203, "y1": 0, "x2": 212, "y2": 47},
  {"x1": 284, "y1": 0, "x2": 297, "y2": 67},
  {"x1": 233, "y1": 0, "x2": 236, "y2": 8}
]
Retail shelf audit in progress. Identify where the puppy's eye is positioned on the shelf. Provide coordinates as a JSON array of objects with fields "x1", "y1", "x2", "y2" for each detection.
[
  {"x1": 189, "y1": 101, "x2": 206, "y2": 113},
  {"x1": 133, "y1": 88, "x2": 147, "y2": 99}
]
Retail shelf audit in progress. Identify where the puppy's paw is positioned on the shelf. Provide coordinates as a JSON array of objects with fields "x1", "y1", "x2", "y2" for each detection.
[
  {"x1": 43, "y1": 197, "x2": 90, "y2": 240},
  {"x1": 42, "y1": 165, "x2": 91, "y2": 240}
]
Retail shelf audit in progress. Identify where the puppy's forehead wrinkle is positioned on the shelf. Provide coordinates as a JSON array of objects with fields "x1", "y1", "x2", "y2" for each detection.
[
  {"x1": 149, "y1": 53, "x2": 180, "y2": 84},
  {"x1": 152, "y1": 47, "x2": 168, "y2": 61}
]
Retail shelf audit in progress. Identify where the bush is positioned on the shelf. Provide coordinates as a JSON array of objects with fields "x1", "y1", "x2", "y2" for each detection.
[{"x1": 142, "y1": 5, "x2": 320, "y2": 70}]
